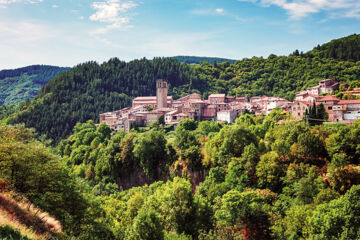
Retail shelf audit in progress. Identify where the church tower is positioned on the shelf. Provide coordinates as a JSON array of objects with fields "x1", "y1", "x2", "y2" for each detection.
[{"x1": 156, "y1": 79, "x2": 168, "y2": 108}]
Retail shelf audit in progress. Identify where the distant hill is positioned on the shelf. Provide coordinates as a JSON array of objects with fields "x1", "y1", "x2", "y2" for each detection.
[
  {"x1": 173, "y1": 56, "x2": 236, "y2": 64},
  {"x1": 0, "y1": 65, "x2": 70, "y2": 105},
  {"x1": 307, "y1": 34, "x2": 360, "y2": 62},
  {"x1": 7, "y1": 58, "x2": 194, "y2": 142},
  {"x1": 5, "y1": 34, "x2": 360, "y2": 143}
]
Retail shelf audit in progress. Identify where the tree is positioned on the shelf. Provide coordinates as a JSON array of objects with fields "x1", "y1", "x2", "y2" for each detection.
[
  {"x1": 326, "y1": 120, "x2": 360, "y2": 165},
  {"x1": 291, "y1": 131, "x2": 327, "y2": 161},
  {"x1": 304, "y1": 103, "x2": 328, "y2": 125},
  {"x1": 310, "y1": 185, "x2": 360, "y2": 239},
  {"x1": 175, "y1": 119, "x2": 200, "y2": 152},
  {"x1": 151, "y1": 177, "x2": 196, "y2": 236},
  {"x1": 133, "y1": 130, "x2": 168, "y2": 179},
  {"x1": 215, "y1": 190, "x2": 273, "y2": 240},
  {"x1": 256, "y1": 151, "x2": 285, "y2": 191},
  {"x1": 226, "y1": 144, "x2": 260, "y2": 189},
  {"x1": 271, "y1": 205, "x2": 312, "y2": 240},
  {"x1": 0, "y1": 125, "x2": 113, "y2": 239},
  {"x1": 127, "y1": 209, "x2": 164, "y2": 240},
  {"x1": 205, "y1": 125, "x2": 257, "y2": 167}
]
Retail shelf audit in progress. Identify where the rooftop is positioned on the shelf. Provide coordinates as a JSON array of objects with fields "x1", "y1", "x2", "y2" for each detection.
[
  {"x1": 320, "y1": 78, "x2": 336, "y2": 83},
  {"x1": 297, "y1": 101, "x2": 314, "y2": 106},
  {"x1": 209, "y1": 94, "x2": 226, "y2": 98},
  {"x1": 133, "y1": 96, "x2": 173, "y2": 101},
  {"x1": 337, "y1": 99, "x2": 360, "y2": 105},
  {"x1": 317, "y1": 96, "x2": 340, "y2": 102}
]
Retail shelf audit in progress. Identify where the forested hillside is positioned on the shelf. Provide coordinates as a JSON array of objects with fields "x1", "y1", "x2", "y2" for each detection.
[
  {"x1": 173, "y1": 56, "x2": 236, "y2": 64},
  {"x1": 0, "y1": 65, "x2": 70, "y2": 105},
  {"x1": 3, "y1": 34, "x2": 360, "y2": 143},
  {"x1": 0, "y1": 125, "x2": 114, "y2": 239},
  {"x1": 4, "y1": 110, "x2": 360, "y2": 239},
  {"x1": 308, "y1": 34, "x2": 360, "y2": 62},
  {"x1": 6, "y1": 58, "x2": 195, "y2": 142},
  {"x1": 2, "y1": 34, "x2": 360, "y2": 240}
]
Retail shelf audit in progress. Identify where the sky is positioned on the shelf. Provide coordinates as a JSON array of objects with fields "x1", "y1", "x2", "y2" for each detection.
[{"x1": 0, "y1": 0, "x2": 360, "y2": 69}]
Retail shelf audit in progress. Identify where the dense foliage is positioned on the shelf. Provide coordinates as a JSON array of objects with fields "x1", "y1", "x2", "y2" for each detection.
[
  {"x1": 173, "y1": 56, "x2": 236, "y2": 64},
  {"x1": 6, "y1": 54, "x2": 360, "y2": 143},
  {"x1": 6, "y1": 58, "x2": 198, "y2": 143},
  {"x1": 44, "y1": 110, "x2": 360, "y2": 239},
  {"x1": 0, "y1": 65, "x2": 69, "y2": 106},
  {"x1": 0, "y1": 125, "x2": 114, "y2": 239},
  {"x1": 308, "y1": 34, "x2": 360, "y2": 62},
  {"x1": 3, "y1": 107, "x2": 360, "y2": 239},
  {"x1": 2, "y1": 33, "x2": 360, "y2": 239}
]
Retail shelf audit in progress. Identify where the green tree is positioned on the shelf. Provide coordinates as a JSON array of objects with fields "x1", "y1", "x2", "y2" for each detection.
[
  {"x1": 215, "y1": 189, "x2": 273, "y2": 240},
  {"x1": 310, "y1": 185, "x2": 360, "y2": 240},
  {"x1": 133, "y1": 130, "x2": 168, "y2": 179},
  {"x1": 256, "y1": 151, "x2": 285, "y2": 191},
  {"x1": 127, "y1": 209, "x2": 164, "y2": 240}
]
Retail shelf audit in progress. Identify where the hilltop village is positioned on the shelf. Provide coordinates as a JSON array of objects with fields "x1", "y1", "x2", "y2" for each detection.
[{"x1": 100, "y1": 78, "x2": 360, "y2": 132}]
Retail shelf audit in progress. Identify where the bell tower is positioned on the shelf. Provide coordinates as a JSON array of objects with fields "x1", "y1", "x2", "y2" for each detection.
[{"x1": 156, "y1": 79, "x2": 168, "y2": 109}]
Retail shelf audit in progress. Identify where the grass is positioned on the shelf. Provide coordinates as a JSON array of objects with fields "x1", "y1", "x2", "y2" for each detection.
[{"x1": 0, "y1": 190, "x2": 62, "y2": 240}]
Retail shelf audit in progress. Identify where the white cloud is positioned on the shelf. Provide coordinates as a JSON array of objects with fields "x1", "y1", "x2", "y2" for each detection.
[
  {"x1": 215, "y1": 8, "x2": 225, "y2": 14},
  {"x1": 0, "y1": 19, "x2": 57, "y2": 43},
  {"x1": 52, "y1": 4, "x2": 58, "y2": 8},
  {"x1": 89, "y1": 0, "x2": 138, "y2": 34},
  {"x1": 191, "y1": 8, "x2": 227, "y2": 16},
  {"x1": 0, "y1": 0, "x2": 43, "y2": 8},
  {"x1": 239, "y1": 0, "x2": 360, "y2": 19}
]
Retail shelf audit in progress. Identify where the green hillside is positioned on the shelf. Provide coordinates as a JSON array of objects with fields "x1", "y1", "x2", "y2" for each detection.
[
  {"x1": 0, "y1": 65, "x2": 70, "y2": 105},
  {"x1": 6, "y1": 58, "x2": 194, "y2": 142},
  {"x1": 2, "y1": 34, "x2": 360, "y2": 240},
  {"x1": 5, "y1": 34, "x2": 360, "y2": 143},
  {"x1": 173, "y1": 56, "x2": 236, "y2": 64},
  {"x1": 4, "y1": 114, "x2": 360, "y2": 239},
  {"x1": 308, "y1": 34, "x2": 360, "y2": 61}
]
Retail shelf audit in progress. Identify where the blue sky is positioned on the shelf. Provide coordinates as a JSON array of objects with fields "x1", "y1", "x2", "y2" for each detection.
[{"x1": 0, "y1": 0, "x2": 360, "y2": 69}]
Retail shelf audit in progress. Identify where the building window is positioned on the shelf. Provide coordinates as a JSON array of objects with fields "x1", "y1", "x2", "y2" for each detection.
[{"x1": 328, "y1": 106, "x2": 332, "y2": 110}]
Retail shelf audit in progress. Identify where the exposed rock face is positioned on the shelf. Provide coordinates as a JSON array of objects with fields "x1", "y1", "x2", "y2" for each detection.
[
  {"x1": 117, "y1": 166, "x2": 169, "y2": 191},
  {"x1": 116, "y1": 161, "x2": 206, "y2": 191}
]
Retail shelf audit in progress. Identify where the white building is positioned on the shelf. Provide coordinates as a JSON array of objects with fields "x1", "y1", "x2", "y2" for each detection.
[
  {"x1": 217, "y1": 110, "x2": 236, "y2": 123},
  {"x1": 333, "y1": 100, "x2": 360, "y2": 122}
]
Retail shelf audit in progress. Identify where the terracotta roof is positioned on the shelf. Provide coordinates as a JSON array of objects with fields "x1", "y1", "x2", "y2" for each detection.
[
  {"x1": 165, "y1": 110, "x2": 179, "y2": 115},
  {"x1": 218, "y1": 110, "x2": 233, "y2": 113},
  {"x1": 177, "y1": 93, "x2": 201, "y2": 101},
  {"x1": 344, "y1": 90, "x2": 360, "y2": 94},
  {"x1": 296, "y1": 92, "x2": 308, "y2": 96},
  {"x1": 133, "y1": 96, "x2": 173, "y2": 101},
  {"x1": 337, "y1": 100, "x2": 360, "y2": 105},
  {"x1": 156, "y1": 107, "x2": 173, "y2": 112},
  {"x1": 307, "y1": 94, "x2": 321, "y2": 98},
  {"x1": 207, "y1": 105, "x2": 217, "y2": 108},
  {"x1": 209, "y1": 94, "x2": 226, "y2": 98},
  {"x1": 317, "y1": 96, "x2": 340, "y2": 102},
  {"x1": 297, "y1": 101, "x2": 314, "y2": 106},
  {"x1": 320, "y1": 78, "x2": 336, "y2": 83}
]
